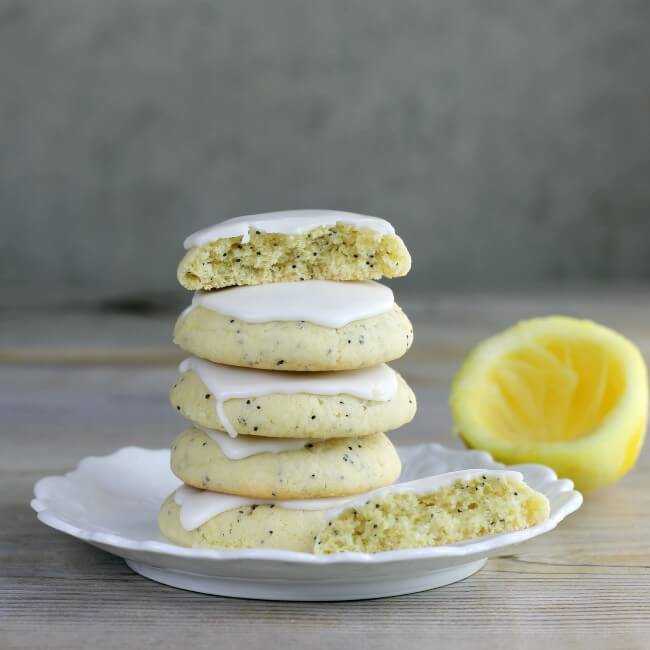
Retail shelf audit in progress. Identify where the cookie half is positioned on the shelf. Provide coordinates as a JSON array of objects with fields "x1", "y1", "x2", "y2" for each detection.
[
  {"x1": 178, "y1": 211, "x2": 411, "y2": 290},
  {"x1": 315, "y1": 471, "x2": 550, "y2": 553},
  {"x1": 170, "y1": 362, "x2": 417, "y2": 439},
  {"x1": 170, "y1": 427, "x2": 401, "y2": 499}
]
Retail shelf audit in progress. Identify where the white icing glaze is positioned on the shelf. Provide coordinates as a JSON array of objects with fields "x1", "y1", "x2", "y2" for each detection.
[
  {"x1": 179, "y1": 357, "x2": 398, "y2": 437},
  {"x1": 173, "y1": 484, "x2": 353, "y2": 530},
  {"x1": 173, "y1": 469, "x2": 525, "y2": 531},
  {"x1": 187, "y1": 280, "x2": 394, "y2": 328},
  {"x1": 200, "y1": 426, "x2": 320, "y2": 460},
  {"x1": 183, "y1": 209, "x2": 395, "y2": 249},
  {"x1": 323, "y1": 469, "x2": 526, "y2": 521}
]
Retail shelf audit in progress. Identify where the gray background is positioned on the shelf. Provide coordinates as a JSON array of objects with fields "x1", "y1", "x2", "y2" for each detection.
[{"x1": 2, "y1": 0, "x2": 650, "y2": 294}]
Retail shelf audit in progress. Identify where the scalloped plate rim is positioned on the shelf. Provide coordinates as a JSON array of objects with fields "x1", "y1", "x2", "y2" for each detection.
[{"x1": 31, "y1": 443, "x2": 582, "y2": 566}]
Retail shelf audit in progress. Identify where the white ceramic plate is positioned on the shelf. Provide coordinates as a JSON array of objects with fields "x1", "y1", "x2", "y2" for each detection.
[{"x1": 31, "y1": 444, "x2": 582, "y2": 601}]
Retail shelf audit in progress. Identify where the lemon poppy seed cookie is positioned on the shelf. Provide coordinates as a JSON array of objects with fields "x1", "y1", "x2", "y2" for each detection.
[
  {"x1": 170, "y1": 358, "x2": 417, "y2": 438},
  {"x1": 171, "y1": 428, "x2": 401, "y2": 499},
  {"x1": 159, "y1": 471, "x2": 549, "y2": 553},
  {"x1": 162, "y1": 207, "x2": 418, "y2": 553},
  {"x1": 175, "y1": 281, "x2": 413, "y2": 371},
  {"x1": 178, "y1": 210, "x2": 411, "y2": 290},
  {"x1": 175, "y1": 304, "x2": 412, "y2": 372},
  {"x1": 315, "y1": 471, "x2": 550, "y2": 554},
  {"x1": 159, "y1": 490, "x2": 328, "y2": 552}
]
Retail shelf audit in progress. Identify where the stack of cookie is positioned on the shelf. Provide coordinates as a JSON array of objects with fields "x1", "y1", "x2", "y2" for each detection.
[{"x1": 159, "y1": 210, "x2": 417, "y2": 552}]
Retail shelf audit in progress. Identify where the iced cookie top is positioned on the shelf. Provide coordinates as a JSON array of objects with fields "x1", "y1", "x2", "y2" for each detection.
[
  {"x1": 198, "y1": 426, "x2": 321, "y2": 460},
  {"x1": 183, "y1": 209, "x2": 396, "y2": 249},
  {"x1": 173, "y1": 483, "x2": 353, "y2": 531},
  {"x1": 179, "y1": 356, "x2": 399, "y2": 437},
  {"x1": 187, "y1": 280, "x2": 395, "y2": 328}
]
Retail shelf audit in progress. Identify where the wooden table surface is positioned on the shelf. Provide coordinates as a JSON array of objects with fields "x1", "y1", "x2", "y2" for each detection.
[{"x1": 2, "y1": 289, "x2": 649, "y2": 650}]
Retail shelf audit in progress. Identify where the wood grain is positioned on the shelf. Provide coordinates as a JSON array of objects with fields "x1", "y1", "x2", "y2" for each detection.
[{"x1": 2, "y1": 290, "x2": 649, "y2": 649}]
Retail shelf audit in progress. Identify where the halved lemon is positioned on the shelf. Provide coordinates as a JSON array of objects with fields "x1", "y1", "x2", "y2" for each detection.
[{"x1": 450, "y1": 316, "x2": 647, "y2": 493}]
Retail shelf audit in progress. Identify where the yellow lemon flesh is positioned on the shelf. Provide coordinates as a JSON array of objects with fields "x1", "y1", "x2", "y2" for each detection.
[{"x1": 450, "y1": 316, "x2": 647, "y2": 493}]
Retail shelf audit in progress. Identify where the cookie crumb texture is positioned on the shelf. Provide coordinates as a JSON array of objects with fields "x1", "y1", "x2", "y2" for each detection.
[
  {"x1": 170, "y1": 369, "x2": 416, "y2": 438},
  {"x1": 175, "y1": 304, "x2": 413, "y2": 371},
  {"x1": 315, "y1": 476, "x2": 550, "y2": 553},
  {"x1": 177, "y1": 225, "x2": 411, "y2": 290}
]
